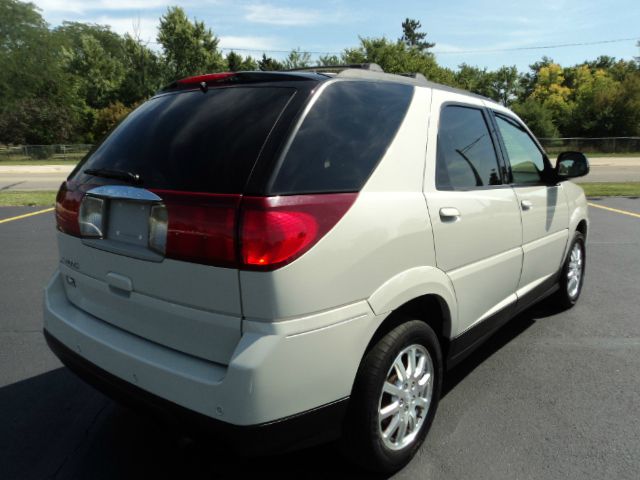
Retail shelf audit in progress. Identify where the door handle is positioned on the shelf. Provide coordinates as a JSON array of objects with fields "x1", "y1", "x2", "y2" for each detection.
[
  {"x1": 439, "y1": 207, "x2": 461, "y2": 222},
  {"x1": 521, "y1": 200, "x2": 533, "y2": 211}
]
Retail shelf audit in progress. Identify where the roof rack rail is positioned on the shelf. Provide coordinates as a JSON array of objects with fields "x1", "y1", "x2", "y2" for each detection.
[
  {"x1": 283, "y1": 63, "x2": 384, "y2": 73},
  {"x1": 398, "y1": 72, "x2": 428, "y2": 82}
]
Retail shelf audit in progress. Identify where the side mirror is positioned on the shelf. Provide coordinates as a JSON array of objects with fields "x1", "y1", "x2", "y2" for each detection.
[{"x1": 555, "y1": 151, "x2": 589, "y2": 180}]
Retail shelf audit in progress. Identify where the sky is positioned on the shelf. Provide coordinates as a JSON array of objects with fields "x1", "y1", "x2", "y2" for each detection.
[{"x1": 31, "y1": 0, "x2": 640, "y2": 72}]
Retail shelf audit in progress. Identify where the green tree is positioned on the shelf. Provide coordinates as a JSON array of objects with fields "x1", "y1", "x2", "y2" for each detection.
[
  {"x1": 283, "y1": 48, "x2": 311, "y2": 69},
  {"x1": 519, "y1": 56, "x2": 555, "y2": 99},
  {"x1": 512, "y1": 98, "x2": 559, "y2": 138},
  {"x1": 0, "y1": 0, "x2": 81, "y2": 144},
  {"x1": 157, "y1": 6, "x2": 225, "y2": 81},
  {"x1": 612, "y1": 73, "x2": 640, "y2": 136},
  {"x1": 491, "y1": 65, "x2": 520, "y2": 106},
  {"x1": 118, "y1": 34, "x2": 164, "y2": 106},
  {"x1": 54, "y1": 21, "x2": 125, "y2": 60},
  {"x1": 455, "y1": 64, "x2": 495, "y2": 98},
  {"x1": 569, "y1": 67, "x2": 622, "y2": 136},
  {"x1": 317, "y1": 54, "x2": 341, "y2": 66},
  {"x1": 93, "y1": 101, "x2": 133, "y2": 140},
  {"x1": 62, "y1": 33, "x2": 125, "y2": 109},
  {"x1": 343, "y1": 36, "x2": 453, "y2": 82},
  {"x1": 225, "y1": 51, "x2": 257, "y2": 71},
  {"x1": 400, "y1": 18, "x2": 435, "y2": 52},
  {"x1": 258, "y1": 53, "x2": 284, "y2": 71}
]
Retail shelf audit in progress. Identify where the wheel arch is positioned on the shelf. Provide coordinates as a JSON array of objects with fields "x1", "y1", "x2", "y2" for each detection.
[
  {"x1": 364, "y1": 293, "x2": 452, "y2": 360},
  {"x1": 576, "y1": 218, "x2": 587, "y2": 239}
]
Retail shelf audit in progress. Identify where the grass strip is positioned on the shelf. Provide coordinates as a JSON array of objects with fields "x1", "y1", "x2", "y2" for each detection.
[
  {"x1": 0, "y1": 190, "x2": 57, "y2": 206},
  {"x1": 580, "y1": 182, "x2": 640, "y2": 197}
]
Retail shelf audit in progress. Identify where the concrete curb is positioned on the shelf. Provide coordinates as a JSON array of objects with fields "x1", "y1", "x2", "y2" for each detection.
[{"x1": 0, "y1": 165, "x2": 75, "y2": 174}]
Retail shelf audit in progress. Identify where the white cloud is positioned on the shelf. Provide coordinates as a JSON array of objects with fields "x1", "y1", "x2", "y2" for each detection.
[
  {"x1": 34, "y1": 0, "x2": 169, "y2": 13},
  {"x1": 218, "y1": 35, "x2": 281, "y2": 52},
  {"x1": 93, "y1": 15, "x2": 160, "y2": 44},
  {"x1": 244, "y1": 4, "x2": 332, "y2": 26},
  {"x1": 34, "y1": 0, "x2": 222, "y2": 14}
]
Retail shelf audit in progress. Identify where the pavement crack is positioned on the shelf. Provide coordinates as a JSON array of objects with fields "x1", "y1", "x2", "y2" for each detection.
[
  {"x1": 0, "y1": 181, "x2": 25, "y2": 190},
  {"x1": 48, "y1": 400, "x2": 110, "y2": 480}
]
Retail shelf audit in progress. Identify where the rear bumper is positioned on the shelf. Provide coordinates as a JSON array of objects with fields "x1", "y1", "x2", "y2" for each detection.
[
  {"x1": 44, "y1": 329, "x2": 347, "y2": 454},
  {"x1": 44, "y1": 269, "x2": 380, "y2": 451}
]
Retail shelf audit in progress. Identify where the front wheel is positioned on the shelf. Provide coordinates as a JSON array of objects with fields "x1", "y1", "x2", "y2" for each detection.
[
  {"x1": 341, "y1": 320, "x2": 442, "y2": 474},
  {"x1": 553, "y1": 231, "x2": 586, "y2": 308}
]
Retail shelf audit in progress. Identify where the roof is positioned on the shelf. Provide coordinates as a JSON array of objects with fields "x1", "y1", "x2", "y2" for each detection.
[
  {"x1": 283, "y1": 64, "x2": 495, "y2": 103},
  {"x1": 164, "y1": 65, "x2": 496, "y2": 104}
]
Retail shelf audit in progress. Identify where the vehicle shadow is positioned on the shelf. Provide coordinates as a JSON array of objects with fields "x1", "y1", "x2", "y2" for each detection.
[
  {"x1": 1, "y1": 300, "x2": 563, "y2": 480},
  {"x1": 442, "y1": 298, "x2": 562, "y2": 397}
]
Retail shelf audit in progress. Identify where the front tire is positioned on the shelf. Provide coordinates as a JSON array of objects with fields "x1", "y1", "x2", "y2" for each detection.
[
  {"x1": 342, "y1": 320, "x2": 442, "y2": 474},
  {"x1": 553, "y1": 231, "x2": 586, "y2": 309}
]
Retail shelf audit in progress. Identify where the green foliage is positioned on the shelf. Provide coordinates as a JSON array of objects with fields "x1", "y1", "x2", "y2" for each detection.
[
  {"x1": 511, "y1": 98, "x2": 560, "y2": 138},
  {"x1": 455, "y1": 64, "x2": 495, "y2": 98},
  {"x1": 283, "y1": 48, "x2": 311, "y2": 69},
  {"x1": 225, "y1": 51, "x2": 257, "y2": 71},
  {"x1": 0, "y1": 4, "x2": 638, "y2": 147},
  {"x1": 157, "y1": 6, "x2": 224, "y2": 81},
  {"x1": 492, "y1": 66, "x2": 520, "y2": 106},
  {"x1": 580, "y1": 182, "x2": 640, "y2": 197},
  {"x1": 455, "y1": 64, "x2": 520, "y2": 105},
  {"x1": 93, "y1": 101, "x2": 133, "y2": 140},
  {"x1": 317, "y1": 54, "x2": 341, "y2": 66},
  {"x1": 0, "y1": 0, "x2": 81, "y2": 144},
  {"x1": 0, "y1": 97, "x2": 79, "y2": 144},
  {"x1": 62, "y1": 33, "x2": 126, "y2": 109},
  {"x1": 258, "y1": 54, "x2": 284, "y2": 71},
  {"x1": 343, "y1": 37, "x2": 440, "y2": 77},
  {"x1": 400, "y1": 18, "x2": 435, "y2": 52},
  {"x1": 119, "y1": 34, "x2": 164, "y2": 105},
  {"x1": 0, "y1": 190, "x2": 57, "y2": 206}
]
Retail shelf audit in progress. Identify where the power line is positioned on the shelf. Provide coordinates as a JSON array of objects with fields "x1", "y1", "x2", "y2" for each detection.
[
  {"x1": 433, "y1": 36, "x2": 640, "y2": 55},
  {"x1": 147, "y1": 36, "x2": 639, "y2": 56}
]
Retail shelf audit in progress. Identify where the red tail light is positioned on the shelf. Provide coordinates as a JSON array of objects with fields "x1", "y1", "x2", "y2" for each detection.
[
  {"x1": 55, "y1": 181, "x2": 83, "y2": 237},
  {"x1": 56, "y1": 183, "x2": 357, "y2": 271},
  {"x1": 239, "y1": 194, "x2": 357, "y2": 271},
  {"x1": 152, "y1": 190, "x2": 241, "y2": 268},
  {"x1": 176, "y1": 72, "x2": 236, "y2": 86}
]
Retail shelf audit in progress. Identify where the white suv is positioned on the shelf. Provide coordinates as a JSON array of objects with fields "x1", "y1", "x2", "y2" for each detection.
[{"x1": 44, "y1": 65, "x2": 589, "y2": 473}]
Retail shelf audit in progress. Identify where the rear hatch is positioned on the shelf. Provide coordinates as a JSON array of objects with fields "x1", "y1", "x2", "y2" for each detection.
[{"x1": 55, "y1": 74, "x2": 314, "y2": 364}]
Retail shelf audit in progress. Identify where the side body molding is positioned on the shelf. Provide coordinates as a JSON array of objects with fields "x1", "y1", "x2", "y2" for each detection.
[{"x1": 367, "y1": 266, "x2": 458, "y2": 338}]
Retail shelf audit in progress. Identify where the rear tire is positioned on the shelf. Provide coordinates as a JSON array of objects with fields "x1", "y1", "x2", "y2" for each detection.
[
  {"x1": 552, "y1": 231, "x2": 586, "y2": 309},
  {"x1": 341, "y1": 320, "x2": 442, "y2": 474}
]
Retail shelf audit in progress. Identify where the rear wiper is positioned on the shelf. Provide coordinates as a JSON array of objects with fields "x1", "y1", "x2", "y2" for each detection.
[{"x1": 84, "y1": 168, "x2": 142, "y2": 185}]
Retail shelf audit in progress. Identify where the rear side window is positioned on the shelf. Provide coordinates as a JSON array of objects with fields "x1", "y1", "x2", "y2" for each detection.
[
  {"x1": 75, "y1": 87, "x2": 295, "y2": 193},
  {"x1": 269, "y1": 81, "x2": 413, "y2": 194},
  {"x1": 436, "y1": 105, "x2": 502, "y2": 190}
]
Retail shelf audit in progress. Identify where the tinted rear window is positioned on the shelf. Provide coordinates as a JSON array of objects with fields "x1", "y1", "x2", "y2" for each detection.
[
  {"x1": 269, "y1": 81, "x2": 413, "y2": 194},
  {"x1": 74, "y1": 87, "x2": 295, "y2": 193}
]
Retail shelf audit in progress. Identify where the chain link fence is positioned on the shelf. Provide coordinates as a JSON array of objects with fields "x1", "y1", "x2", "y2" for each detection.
[
  {"x1": 0, "y1": 144, "x2": 93, "y2": 162},
  {"x1": 539, "y1": 137, "x2": 640, "y2": 155}
]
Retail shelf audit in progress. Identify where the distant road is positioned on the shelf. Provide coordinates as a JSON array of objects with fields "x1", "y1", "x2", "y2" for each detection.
[
  {"x1": 0, "y1": 165, "x2": 73, "y2": 191},
  {"x1": 0, "y1": 157, "x2": 639, "y2": 191},
  {"x1": 583, "y1": 157, "x2": 640, "y2": 182}
]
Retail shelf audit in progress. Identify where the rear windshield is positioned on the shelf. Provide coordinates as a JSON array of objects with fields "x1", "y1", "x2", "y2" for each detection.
[
  {"x1": 74, "y1": 86, "x2": 295, "y2": 193},
  {"x1": 269, "y1": 81, "x2": 414, "y2": 195}
]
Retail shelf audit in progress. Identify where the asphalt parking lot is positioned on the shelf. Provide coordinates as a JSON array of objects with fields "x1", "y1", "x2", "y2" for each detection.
[{"x1": 1, "y1": 199, "x2": 639, "y2": 480}]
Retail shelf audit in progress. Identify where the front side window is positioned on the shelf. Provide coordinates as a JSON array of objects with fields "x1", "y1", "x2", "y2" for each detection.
[
  {"x1": 436, "y1": 106, "x2": 502, "y2": 190},
  {"x1": 495, "y1": 114, "x2": 546, "y2": 185}
]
